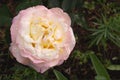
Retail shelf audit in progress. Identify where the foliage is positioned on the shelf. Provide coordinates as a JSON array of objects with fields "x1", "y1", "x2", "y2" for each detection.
[
  {"x1": 89, "y1": 51, "x2": 111, "y2": 80},
  {"x1": 53, "y1": 69, "x2": 68, "y2": 80},
  {"x1": 16, "y1": 0, "x2": 42, "y2": 13},
  {"x1": 89, "y1": 14, "x2": 120, "y2": 48},
  {"x1": 0, "y1": 64, "x2": 48, "y2": 80},
  {"x1": 0, "y1": 5, "x2": 12, "y2": 26},
  {"x1": 0, "y1": 0, "x2": 120, "y2": 80},
  {"x1": 107, "y1": 65, "x2": 120, "y2": 70},
  {"x1": 72, "y1": 50, "x2": 89, "y2": 65}
]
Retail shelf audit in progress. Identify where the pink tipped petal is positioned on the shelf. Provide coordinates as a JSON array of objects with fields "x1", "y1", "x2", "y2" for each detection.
[
  {"x1": 11, "y1": 15, "x2": 21, "y2": 42},
  {"x1": 21, "y1": 49, "x2": 45, "y2": 63},
  {"x1": 29, "y1": 62, "x2": 48, "y2": 73},
  {"x1": 66, "y1": 27, "x2": 76, "y2": 51},
  {"x1": 9, "y1": 43, "x2": 30, "y2": 64},
  {"x1": 50, "y1": 8, "x2": 71, "y2": 26}
]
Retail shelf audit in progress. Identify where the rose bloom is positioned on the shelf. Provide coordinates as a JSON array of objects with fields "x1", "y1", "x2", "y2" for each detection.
[{"x1": 10, "y1": 5, "x2": 76, "y2": 73}]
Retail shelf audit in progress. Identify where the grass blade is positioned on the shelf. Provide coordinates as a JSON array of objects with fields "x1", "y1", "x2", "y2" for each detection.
[
  {"x1": 89, "y1": 52, "x2": 111, "y2": 80},
  {"x1": 53, "y1": 69, "x2": 68, "y2": 80}
]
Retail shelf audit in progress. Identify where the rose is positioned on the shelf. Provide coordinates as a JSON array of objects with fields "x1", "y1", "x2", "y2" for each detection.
[{"x1": 10, "y1": 5, "x2": 76, "y2": 73}]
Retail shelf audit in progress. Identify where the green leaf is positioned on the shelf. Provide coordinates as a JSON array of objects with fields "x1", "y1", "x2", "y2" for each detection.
[
  {"x1": 53, "y1": 69, "x2": 68, "y2": 80},
  {"x1": 16, "y1": 2, "x2": 30, "y2": 13},
  {"x1": 95, "y1": 75, "x2": 107, "y2": 80},
  {"x1": 11, "y1": 64, "x2": 46, "y2": 80},
  {"x1": 62, "y1": 0, "x2": 71, "y2": 11},
  {"x1": 5, "y1": 25, "x2": 11, "y2": 44},
  {"x1": 107, "y1": 65, "x2": 120, "y2": 70},
  {"x1": 83, "y1": 1, "x2": 95, "y2": 10},
  {"x1": 75, "y1": 0, "x2": 84, "y2": 9},
  {"x1": 73, "y1": 14, "x2": 88, "y2": 29},
  {"x1": 0, "y1": 5, "x2": 12, "y2": 17},
  {"x1": 16, "y1": 0, "x2": 42, "y2": 13},
  {"x1": 48, "y1": 0, "x2": 60, "y2": 8},
  {"x1": 0, "y1": 16, "x2": 12, "y2": 26},
  {"x1": 0, "y1": 5, "x2": 12, "y2": 26},
  {"x1": 89, "y1": 52, "x2": 111, "y2": 80},
  {"x1": 62, "y1": 0, "x2": 77, "y2": 12}
]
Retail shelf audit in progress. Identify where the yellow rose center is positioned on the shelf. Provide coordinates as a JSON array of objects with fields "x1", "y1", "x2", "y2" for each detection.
[{"x1": 29, "y1": 18, "x2": 63, "y2": 50}]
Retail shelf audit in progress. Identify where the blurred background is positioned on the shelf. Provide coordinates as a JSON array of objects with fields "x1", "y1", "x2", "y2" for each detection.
[{"x1": 0, "y1": 0, "x2": 120, "y2": 80}]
